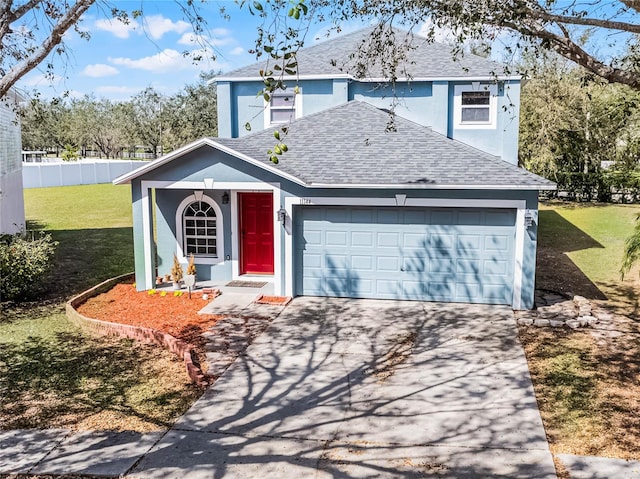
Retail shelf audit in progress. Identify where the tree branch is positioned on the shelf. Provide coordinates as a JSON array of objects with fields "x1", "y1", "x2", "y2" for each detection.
[
  {"x1": 536, "y1": 11, "x2": 640, "y2": 34},
  {"x1": 506, "y1": 20, "x2": 640, "y2": 88},
  {"x1": 0, "y1": 0, "x2": 95, "y2": 97}
]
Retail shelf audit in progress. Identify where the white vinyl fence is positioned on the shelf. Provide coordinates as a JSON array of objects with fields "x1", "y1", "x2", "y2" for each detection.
[{"x1": 23, "y1": 159, "x2": 151, "y2": 188}]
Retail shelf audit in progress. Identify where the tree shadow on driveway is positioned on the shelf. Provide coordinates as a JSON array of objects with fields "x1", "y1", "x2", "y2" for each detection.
[{"x1": 131, "y1": 298, "x2": 556, "y2": 478}]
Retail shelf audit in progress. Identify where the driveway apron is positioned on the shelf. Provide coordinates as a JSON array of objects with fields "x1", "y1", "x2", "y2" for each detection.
[{"x1": 130, "y1": 298, "x2": 556, "y2": 478}]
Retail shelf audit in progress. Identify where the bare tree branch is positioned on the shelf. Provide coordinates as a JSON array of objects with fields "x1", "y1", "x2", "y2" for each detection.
[{"x1": 0, "y1": 0, "x2": 95, "y2": 97}]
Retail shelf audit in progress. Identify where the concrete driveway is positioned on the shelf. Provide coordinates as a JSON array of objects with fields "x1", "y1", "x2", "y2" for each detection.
[{"x1": 130, "y1": 297, "x2": 556, "y2": 478}]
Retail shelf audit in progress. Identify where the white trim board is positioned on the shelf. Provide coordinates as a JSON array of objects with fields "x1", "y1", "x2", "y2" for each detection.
[{"x1": 284, "y1": 196, "x2": 527, "y2": 308}]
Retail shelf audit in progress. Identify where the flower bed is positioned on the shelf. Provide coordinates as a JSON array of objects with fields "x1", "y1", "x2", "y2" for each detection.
[{"x1": 67, "y1": 276, "x2": 222, "y2": 387}]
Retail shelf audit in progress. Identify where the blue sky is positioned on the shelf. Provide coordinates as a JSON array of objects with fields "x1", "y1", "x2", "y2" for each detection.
[
  {"x1": 16, "y1": 1, "x2": 370, "y2": 101},
  {"x1": 15, "y1": 1, "x2": 634, "y2": 101}
]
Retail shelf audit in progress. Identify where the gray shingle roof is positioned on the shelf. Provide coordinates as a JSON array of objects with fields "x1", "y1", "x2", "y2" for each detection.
[
  {"x1": 214, "y1": 101, "x2": 554, "y2": 189},
  {"x1": 221, "y1": 27, "x2": 509, "y2": 80}
]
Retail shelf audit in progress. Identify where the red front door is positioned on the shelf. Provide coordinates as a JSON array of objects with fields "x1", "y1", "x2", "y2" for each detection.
[{"x1": 239, "y1": 192, "x2": 274, "y2": 274}]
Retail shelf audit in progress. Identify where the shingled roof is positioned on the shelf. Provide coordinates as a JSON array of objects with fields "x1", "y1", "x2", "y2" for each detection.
[
  {"x1": 219, "y1": 27, "x2": 511, "y2": 81},
  {"x1": 115, "y1": 101, "x2": 553, "y2": 189}
]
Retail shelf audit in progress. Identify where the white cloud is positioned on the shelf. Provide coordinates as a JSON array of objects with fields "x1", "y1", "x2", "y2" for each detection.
[
  {"x1": 95, "y1": 18, "x2": 139, "y2": 39},
  {"x1": 109, "y1": 48, "x2": 213, "y2": 74},
  {"x1": 178, "y1": 29, "x2": 235, "y2": 48},
  {"x1": 82, "y1": 63, "x2": 119, "y2": 77},
  {"x1": 230, "y1": 46, "x2": 246, "y2": 56},
  {"x1": 143, "y1": 14, "x2": 190, "y2": 40},
  {"x1": 178, "y1": 32, "x2": 204, "y2": 46},
  {"x1": 95, "y1": 14, "x2": 190, "y2": 40}
]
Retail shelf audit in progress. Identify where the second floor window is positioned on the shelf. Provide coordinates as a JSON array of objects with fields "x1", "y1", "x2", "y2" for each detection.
[
  {"x1": 461, "y1": 91, "x2": 490, "y2": 123},
  {"x1": 265, "y1": 89, "x2": 301, "y2": 127},
  {"x1": 454, "y1": 84, "x2": 497, "y2": 130}
]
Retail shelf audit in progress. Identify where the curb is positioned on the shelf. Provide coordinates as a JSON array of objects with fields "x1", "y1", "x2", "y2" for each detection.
[{"x1": 65, "y1": 273, "x2": 209, "y2": 388}]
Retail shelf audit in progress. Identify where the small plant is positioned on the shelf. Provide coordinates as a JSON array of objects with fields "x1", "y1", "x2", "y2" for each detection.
[
  {"x1": 147, "y1": 289, "x2": 156, "y2": 295},
  {"x1": 171, "y1": 254, "x2": 183, "y2": 283},
  {"x1": 160, "y1": 291, "x2": 167, "y2": 297},
  {"x1": 60, "y1": 144, "x2": 79, "y2": 162},
  {"x1": 173, "y1": 290, "x2": 183, "y2": 297},
  {"x1": 186, "y1": 253, "x2": 197, "y2": 276}
]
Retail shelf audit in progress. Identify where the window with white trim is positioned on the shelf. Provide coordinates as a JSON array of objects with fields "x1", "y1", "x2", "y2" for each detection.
[
  {"x1": 453, "y1": 84, "x2": 498, "y2": 129},
  {"x1": 183, "y1": 200, "x2": 218, "y2": 257},
  {"x1": 264, "y1": 89, "x2": 301, "y2": 127},
  {"x1": 461, "y1": 91, "x2": 490, "y2": 122}
]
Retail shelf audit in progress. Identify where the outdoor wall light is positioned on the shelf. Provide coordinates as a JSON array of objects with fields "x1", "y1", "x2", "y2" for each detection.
[
  {"x1": 222, "y1": 191, "x2": 230, "y2": 204},
  {"x1": 524, "y1": 209, "x2": 534, "y2": 228},
  {"x1": 277, "y1": 208, "x2": 287, "y2": 225}
]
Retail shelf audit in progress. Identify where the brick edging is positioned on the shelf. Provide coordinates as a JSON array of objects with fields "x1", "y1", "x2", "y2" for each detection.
[{"x1": 65, "y1": 273, "x2": 209, "y2": 388}]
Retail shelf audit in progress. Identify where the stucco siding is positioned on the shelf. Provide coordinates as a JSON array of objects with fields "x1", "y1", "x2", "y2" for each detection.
[
  {"x1": 448, "y1": 80, "x2": 521, "y2": 165},
  {"x1": 155, "y1": 188, "x2": 232, "y2": 282}
]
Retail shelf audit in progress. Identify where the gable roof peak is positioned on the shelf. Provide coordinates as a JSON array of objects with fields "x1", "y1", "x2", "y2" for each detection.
[{"x1": 219, "y1": 25, "x2": 515, "y2": 81}]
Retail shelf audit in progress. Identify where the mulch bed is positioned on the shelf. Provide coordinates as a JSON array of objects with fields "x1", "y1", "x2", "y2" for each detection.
[{"x1": 76, "y1": 283, "x2": 223, "y2": 352}]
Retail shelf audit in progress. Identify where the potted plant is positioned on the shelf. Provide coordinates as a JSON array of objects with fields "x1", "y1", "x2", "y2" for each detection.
[
  {"x1": 184, "y1": 253, "x2": 197, "y2": 290},
  {"x1": 171, "y1": 254, "x2": 183, "y2": 290}
]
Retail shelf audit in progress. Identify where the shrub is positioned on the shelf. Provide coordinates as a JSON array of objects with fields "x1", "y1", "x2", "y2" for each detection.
[
  {"x1": 0, "y1": 232, "x2": 57, "y2": 301},
  {"x1": 171, "y1": 253, "x2": 183, "y2": 283},
  {"x1": 60, "y1": 144, "x2": 79, "y2": 161}
]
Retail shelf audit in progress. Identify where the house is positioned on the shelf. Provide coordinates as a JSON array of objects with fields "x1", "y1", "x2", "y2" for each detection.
[
  {"x1": 115, "y1": 27, "x2": 554, "y2": 309},
  {"x1": 0, "y1": 90, "x2": 26, "y2": 235}
]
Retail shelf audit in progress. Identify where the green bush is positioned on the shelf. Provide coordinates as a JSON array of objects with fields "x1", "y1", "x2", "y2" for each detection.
[
  {"x1": 60, "y1": 144, "x2": 79, "y2": 161},
  {"x1": 0, "y1": 232, "x2": 58, "y2": 301}
]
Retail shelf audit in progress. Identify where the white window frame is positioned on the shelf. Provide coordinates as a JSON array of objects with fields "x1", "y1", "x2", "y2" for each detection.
[
  {"x1": 175, "y1": 194, "x2": 224, "y2": 265},
  {"x1": 453, "y1": 83, "x2": 498, "y2": 130},
  {"x1": 264, "y1": 88, "x2": 302, "y2": 128}
]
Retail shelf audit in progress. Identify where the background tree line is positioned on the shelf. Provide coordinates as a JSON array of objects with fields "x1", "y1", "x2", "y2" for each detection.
[
  {"x1": 20, "y1": 73, "x2": 218, "y2": 160},
  {"x1": 519, "y1": 49, "x2": 640, "y2": 202}
]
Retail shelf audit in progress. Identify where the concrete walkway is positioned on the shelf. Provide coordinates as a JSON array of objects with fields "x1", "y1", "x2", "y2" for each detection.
[{"x1": 2, "y1": 297, "x2": 639, "y2": 478}]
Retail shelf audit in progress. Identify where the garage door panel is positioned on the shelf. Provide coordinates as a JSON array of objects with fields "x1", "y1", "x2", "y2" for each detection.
[
  {"x1": 303, "y1": 229, "x2": 323, "y2": 245},
  {"x1": 402, "y1": 256, "x2": 427, "y2": 273},
  {"x1": 429, "y1": 258, "x2": 455, "y2": 273},
  {"x1": 456, "y1": 282, "x2": 482, "y2": 300},
  {"x1": 485, "y1": 235, "x2": 510, "y2": 251},
  {"x1": 430, "y1": 234, "x2": 455, "y2": 252},
  {"x1": 377, "y1": 232, "x2": 400, "y2": 247},
  {"x1": 352, "y1": 231, "x2": 374, "y2": 247},
  {"x1": 326, "y1": 231, "x2": 348, "y2": 246},
  {"x1": 295, "y1": 206, "x2": 515, "y2": 305},
  {"x1": 484, "y1": 259, "x2": 509, "y2": 276},
  {"x1": 486, "y1": 210, "x2": 516, "y2": 226},
  {"x1": 428, "y1": 281, "x2": 455, "y2": 300},
  {"x1": 457, "y1": 234, "x2": 482, "y2": 251},
  {"x1": 376, "y1": 256, "x2": 399, "y2": 272}
]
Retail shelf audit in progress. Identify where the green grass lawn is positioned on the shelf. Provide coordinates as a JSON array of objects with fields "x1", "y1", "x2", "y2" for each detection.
[
  {"x1": 538, "y1": 202, "x2": 640, "y2": 308},
  {"x1": 526, "y1": 201, "x2": 640, "y2": 461},
  {"x1": 1, "y1": 184, "x2": 201, "y2": 432},
  {"x1": 23, "y1": 184, "x2": 135, "y2": 299}
]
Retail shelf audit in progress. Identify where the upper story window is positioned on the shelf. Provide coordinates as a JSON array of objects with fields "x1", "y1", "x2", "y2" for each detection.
[
  {"x1": 453, "y1": 83, "x2": 498, "y2": 130},
  {"x1": 264, "y1": 89, "x2": 302, "y2": 128}
]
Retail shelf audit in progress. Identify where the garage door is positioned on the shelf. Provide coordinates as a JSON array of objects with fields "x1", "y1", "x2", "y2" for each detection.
[{"x1": 294, "y1": 206, "x2": 516, "y2": 305}]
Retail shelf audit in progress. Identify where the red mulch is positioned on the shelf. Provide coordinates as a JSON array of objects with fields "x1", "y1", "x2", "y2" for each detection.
[
  {"x1": 76, "y1": 283, "x2": 223, "y2": 350},
  {"x1": 255, "y1": 295, "x2": 292, "y2": 305}
]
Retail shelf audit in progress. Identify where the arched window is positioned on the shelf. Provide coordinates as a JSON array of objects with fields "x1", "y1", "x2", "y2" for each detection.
[{"x1": 183, "y1": 200, "x2": 217, "y2": 257}]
